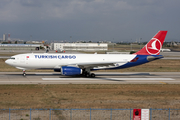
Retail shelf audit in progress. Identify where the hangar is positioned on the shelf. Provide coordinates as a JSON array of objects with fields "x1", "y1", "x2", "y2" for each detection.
[{"x1": 51, "y1": 43, "x2": 108, "y2": 51}]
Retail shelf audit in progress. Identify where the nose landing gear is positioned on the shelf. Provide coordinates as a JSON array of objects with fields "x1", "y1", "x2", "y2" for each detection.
[{"x1": 23, "y1": 70, "x2": 26, "y2": 77}]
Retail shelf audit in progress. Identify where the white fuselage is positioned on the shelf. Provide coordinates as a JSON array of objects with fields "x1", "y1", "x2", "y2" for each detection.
[{"x1": 5, "y1": 53, "x2": 136, "y2": 70}]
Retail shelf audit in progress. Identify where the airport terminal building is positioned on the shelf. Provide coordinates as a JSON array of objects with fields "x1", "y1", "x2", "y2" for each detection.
[{"x1": 51, "y1": 43, "x2": 108, "y2": 51}]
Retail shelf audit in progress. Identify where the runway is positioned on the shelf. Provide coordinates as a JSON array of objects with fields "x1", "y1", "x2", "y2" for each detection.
[{"x1": 0, "y1": 72, "x2": 180, "y2": 84}]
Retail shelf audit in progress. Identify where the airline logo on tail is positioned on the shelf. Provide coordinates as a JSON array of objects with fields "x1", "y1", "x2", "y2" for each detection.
[
  {"x1": 146, "y1": 38, "x2": 162, "y2": 55},
  {"x1": 135, "y1": 31, "x2": 168, "y2": 55}
]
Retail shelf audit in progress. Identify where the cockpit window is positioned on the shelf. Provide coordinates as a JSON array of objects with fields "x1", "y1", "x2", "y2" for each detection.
[{"x1": 9, "y1": 57, "x2": 15, "y2": 60}]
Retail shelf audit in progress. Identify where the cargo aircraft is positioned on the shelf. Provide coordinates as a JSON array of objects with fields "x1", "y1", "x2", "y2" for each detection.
[{"x1": 5, "y1": 31, "x2": 168, "y2": 77}]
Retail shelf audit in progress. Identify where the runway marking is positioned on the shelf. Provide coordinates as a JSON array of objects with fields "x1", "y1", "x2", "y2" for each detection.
[
  {"x1": 35, "y1": 73, "x2": 56, "y2": 75},
  {"x1": 42, "y1": 78, "x2": 174, "y2": 81},
  {"x1": 159, "y1": 81, "x2": 168, "y2": 84},
  {"x1": 0, "y1": 81, "x2": 175, "y2": 83}
]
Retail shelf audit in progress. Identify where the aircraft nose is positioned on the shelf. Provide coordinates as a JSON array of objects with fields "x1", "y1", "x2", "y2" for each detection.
[
  {"x1": 5, "y1": 59, "x2": 10, "y2": 65},
  {"x1": 5, "y1": 59, "x2": 8, "y2": 64}
]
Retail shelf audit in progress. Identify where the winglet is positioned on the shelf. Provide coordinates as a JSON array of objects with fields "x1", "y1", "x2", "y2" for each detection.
[{"x1": 135, "y1": 31, "x2": 168, "y2": 55}]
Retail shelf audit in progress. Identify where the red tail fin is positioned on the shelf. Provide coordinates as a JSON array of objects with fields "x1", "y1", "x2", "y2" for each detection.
[{"x1": 135, "y1": 31, "x2": 168, "y2": 55}]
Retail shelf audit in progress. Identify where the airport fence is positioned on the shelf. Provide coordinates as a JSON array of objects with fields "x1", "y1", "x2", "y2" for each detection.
[{"x1": 0, "y1": 108, "x2": 180, "y2": 120}]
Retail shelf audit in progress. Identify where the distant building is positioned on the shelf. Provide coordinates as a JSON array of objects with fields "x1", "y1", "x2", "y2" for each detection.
[
  {"x1": 0, "y1": 44, "x2": 41, "y2": 50},
  {"x1": 3, "y1": 34, "x2": 6, "y2": 41},
  {"x1": 2, "y1": 33, "x2": 11, "y2": 41},
  {"x1": 51, "y1": 43, "x2": 108, "y2": 51},
  {"x1": 8, "y1": 33, "x2": 11, "y2": 41},
  {"x1": 26, "y1": 41, "x2": 43, "y2": 44}
]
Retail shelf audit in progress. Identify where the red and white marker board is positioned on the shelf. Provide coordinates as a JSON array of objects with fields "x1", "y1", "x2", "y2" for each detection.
[
  {"x1": 133, "y1": 109, "x2": 149, "y2": 120},
  {"x1": 133, "y1": 109, "x2": 141, "y2": 120},
  {"x1": 141, "y1": 109, "x2": 149, "y2": 120}
]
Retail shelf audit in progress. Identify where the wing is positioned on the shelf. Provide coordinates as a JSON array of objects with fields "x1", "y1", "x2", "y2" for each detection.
[{"x1": 67, "y1": 61, "x2": 128, "y2": 69}]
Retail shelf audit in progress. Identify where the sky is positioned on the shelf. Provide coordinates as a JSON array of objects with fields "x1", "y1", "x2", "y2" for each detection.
[{"x1": 0, "y1": 0, "x2": 180, "y2": 42}]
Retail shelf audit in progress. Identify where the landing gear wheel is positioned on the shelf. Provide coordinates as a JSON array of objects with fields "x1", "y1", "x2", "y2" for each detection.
[
  {"x1": 23, "y1": 73, "x2": 26, "y2": 77},
  {"x1": 90, "y1": 73, "x2": 95, "y2": 78},
  {"x1": 82, "y1": 70, "x2": 95, "y2": 78},
  {"x1": 85, "y1": 72, "x2": 90, "y2": 77},
  {"x1": 83, "y1": 71, "x2": 90, "y2": 77}
]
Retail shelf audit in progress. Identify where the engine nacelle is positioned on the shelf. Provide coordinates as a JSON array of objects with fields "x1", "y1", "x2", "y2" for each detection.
[
  {"x1": 61, "y1": 66, "x2": 82, "y2": 76},
  {"x1": 54, "y1": 68, "x2": 61, "y2": 72}
]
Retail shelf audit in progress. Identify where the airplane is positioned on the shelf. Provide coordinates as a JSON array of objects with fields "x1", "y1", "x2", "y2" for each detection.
[
  {"x1": 160, "y1": 48, "x2": 171, "y2": 52},
  {"x1": 5, "y1": 31, "x2": 168, "y2": 77}
]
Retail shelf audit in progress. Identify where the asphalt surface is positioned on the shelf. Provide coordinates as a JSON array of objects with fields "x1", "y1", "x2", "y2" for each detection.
[{"x1": 0, "y1": 72, "x2": 179, "y2": 84}]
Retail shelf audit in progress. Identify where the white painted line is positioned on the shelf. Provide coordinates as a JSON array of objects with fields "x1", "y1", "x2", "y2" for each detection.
[
  {"x1": 0, "y1": 81, "x2": 175, "y2": 83},
  {"x1": 42, "y1": 78, "x2": 97, "y2": 80},
  {"x1": 35, "y1": 73, "x2": 54, "y2": 75},
  {"x1": 42, "y1": 78, "x2": 175, "y2": 81}
]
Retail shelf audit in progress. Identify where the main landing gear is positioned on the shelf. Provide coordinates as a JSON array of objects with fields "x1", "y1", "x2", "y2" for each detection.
[
  {"x1": 82, "y1": 70, "x2": 96, "y2": 78},
  {"x1": 23, "y1": 70, "x2": 26, "y2": 77}
]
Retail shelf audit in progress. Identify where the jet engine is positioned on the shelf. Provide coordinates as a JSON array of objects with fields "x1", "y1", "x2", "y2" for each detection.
[
  {"x1": 54, "y1": 68, "x2": 61, "y2": 72},
  {"x1": 61, "y1": 66, "x2": 82, "y2": 76}
]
